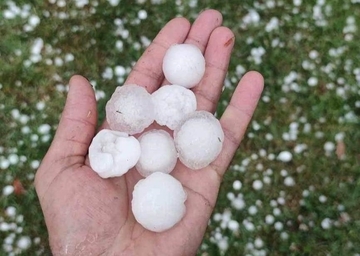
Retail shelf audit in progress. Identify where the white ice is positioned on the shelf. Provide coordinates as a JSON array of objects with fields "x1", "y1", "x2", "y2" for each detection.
[
  {"x1": 106, "y1": 84, "x2": 154, "y2": 135},
  {"x1": 88, "y1": 129, "x2": 141, "y2": 178},
  {"x1": 131, "y1": 172, "x2": 187, "y2": 232},
  {"x1": 151, "y1": 85, "x2": 197, "y2": 130},
  {"x1": 277, "y1": 151, "x2": 293, "y2": 162},
  {"x1": 136, "y1": 129, "x2": 178, "y2": 177},
  {"x1": 174, "y1": 111, "x2": 224, "y2": 170},
  {"x1": 162, "y1": 44, "x2": 205, "y2": 89}
]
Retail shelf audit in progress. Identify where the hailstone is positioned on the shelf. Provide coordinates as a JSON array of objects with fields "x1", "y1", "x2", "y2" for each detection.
[
  {"x1": 106, "y1": 84, "x2": 154, "y2": 135},
  {"x1": 174, "y1": 111, "x2": 224, "y2": 170},
  {"x1": 131, "y1": 172, "x2": 187, "y2": 232},
  {"x1": 151, "y1": 85, "x2": 197, "y2": 130},
  {"x1": 136, "y1": 129, "x2": 178, "y2": 177},
  {"x1": 162, "y1": 44, "x2": 205, "y2": 89},
  {"x1": 277, "y1": 151, "x2": 293, "y2": 162},
  {"x1": 88, "y1": 129, "x2": 141, "y2": 178}
]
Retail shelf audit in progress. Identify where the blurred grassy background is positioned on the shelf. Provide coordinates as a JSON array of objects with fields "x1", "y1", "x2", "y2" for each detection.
[{"x1": 1, "y1": 0, "x2": 359, "y2": 255}]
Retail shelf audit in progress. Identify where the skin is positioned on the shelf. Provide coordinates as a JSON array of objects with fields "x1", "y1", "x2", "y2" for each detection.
[{"x1": 35, "y1": 9, "x2": 264, "y2": 256}]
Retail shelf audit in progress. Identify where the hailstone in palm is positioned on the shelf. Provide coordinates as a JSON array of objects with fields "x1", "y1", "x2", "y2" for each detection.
[
  {"x1": 88, "y1": 129, "x2": 141, "y2": 178},
  {"x1": 106, "y1": 84, "x2": 154, "y2": 135},
  {"x1": 151, "y1": 85, "x2": 197, "y2": 130},
  {"x1": 136, "y1": 129, "x2": 178, "y2": 177},
  {"x1": 174, "y1": 111, "x2": 224, "y2": 170},
  {"x1": 162, "y1": 44, "x2": 205, "y2": 89},
  {"x1": 131, "y1": 172, "x2": 187, "y2": 232}
]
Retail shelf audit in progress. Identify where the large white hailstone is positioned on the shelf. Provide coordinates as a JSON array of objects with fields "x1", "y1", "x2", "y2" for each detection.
[
  {"x1": 88, "y1": 129, "x2": 141, "y2": 178},
  {"x1": 151, "y1": 85, "x2": 197, "y2": 130},
  {"x1": 162, "y1": 44, "x2": 205, "y2": 89},
  {"x1": 174, "y1": 111, "x2": 224, "y2": 170},
  {"x1": 131, "y1": 172, "x2": 187, "y2": 232},
  {"x1": 106, "y1": 84, "x2": 154, "y2": 135},
  {"x1": 136, "y1": 129, "x2": 178, "y2": 177}
]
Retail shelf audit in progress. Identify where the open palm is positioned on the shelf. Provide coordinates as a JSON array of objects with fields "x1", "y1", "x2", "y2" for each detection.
[{"x1": 35, "y1": 10, "x2": 264, "y2": 256}]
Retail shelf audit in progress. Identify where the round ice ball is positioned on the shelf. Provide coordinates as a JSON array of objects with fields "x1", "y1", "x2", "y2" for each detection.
[
  {"x1": 174, "y1": 111, "x2": 224, "y2": 170},
  {"x1": 88, "y1": 129, "x2": 141, "y2": 178},
  {"x1": 151, "y1": 85, "x2": 197, "y2": 130},
  {"x1": 132, "y1": 172, "x2": 187, "y2": 232},
  {"x1": 106, "y1": 84, "x2": 155, "y2": 135},
  {"x1": 162, "y1": 44, "x2": 205, "y2": 89},
  {"x1": 136, "y1": 129, "x2": 178, "y2": 177}
]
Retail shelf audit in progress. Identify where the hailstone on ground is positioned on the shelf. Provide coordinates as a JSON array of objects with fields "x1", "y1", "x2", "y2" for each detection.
[
  {"x1": 136, "y1": 129, "x2": 178, "y2": 177},
  {"x1": 151, "y1": 85, "x2": 197, "y2": 130},
  {"x1": 277, "y1": 151, "x2": 293, "y2": 162},
  {"x1": 174, "y1": 111, "x2": 224, "y2": 170},
  {"x1": 88, "y1": 129, "x2": 141, "y2": 178},
  {"x1": 106, "y1": 84, "x2": 154, "y2": 135},
  {"x1": 162, "y1": 44, "x2": 205, "y2": 89},
  {"x1": 131, "y1": 172, "x2": 187, "y2": 232}
]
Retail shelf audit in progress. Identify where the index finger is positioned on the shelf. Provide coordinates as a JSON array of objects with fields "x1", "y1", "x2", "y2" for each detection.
[{"x1": 125, "y1": 17, "x2": 191, "y2": 93}]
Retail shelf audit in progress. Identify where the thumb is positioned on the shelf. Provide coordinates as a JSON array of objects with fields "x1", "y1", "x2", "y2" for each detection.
[
  {"x1": 35, "y1": 75, "x2": 97, "y2": 202},
  {"x1": 48, "y1": 75, "x2": 98, "y2": 161}
]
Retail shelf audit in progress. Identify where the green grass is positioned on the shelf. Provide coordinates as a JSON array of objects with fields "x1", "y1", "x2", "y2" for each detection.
[{"x1": 1, "y1": 0, "x2": 360, "y2": 255}]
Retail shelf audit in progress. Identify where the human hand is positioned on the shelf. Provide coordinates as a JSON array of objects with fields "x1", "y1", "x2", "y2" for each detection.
[{"x1": 35, "y1": 9, "x2": 264, "y2": 256}]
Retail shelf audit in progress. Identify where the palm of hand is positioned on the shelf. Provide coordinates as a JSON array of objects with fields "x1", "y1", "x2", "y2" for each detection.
[{"x1": 35, "y1": 10, "x2": 264, "y2": 256}]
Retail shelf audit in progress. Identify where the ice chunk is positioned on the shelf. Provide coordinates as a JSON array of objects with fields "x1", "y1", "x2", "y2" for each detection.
[
  {"x1": 162, "y1": 44, "x2": 205, "y2": 89},
  {"x1": 174, "y1": 111, "x2": 224, "y2": 170},
  {"x1": 106, "y1": 84, "x2": 154, "y2": 135},
  {"x1": 88, "y1": 129, "x2": 141, "y2": 178},
  {"x1": 136, "y1": 129, "x2": 177, "y2": 177},
  {"x1": 152, "y1": 85, "x2": 197, "y2": 130},
  {"x1": 277, "y1": 151, "x2": 292, "y2": 162},
  {"x1": 131, "y1": 172, "x2": 187, "y2": 232}
]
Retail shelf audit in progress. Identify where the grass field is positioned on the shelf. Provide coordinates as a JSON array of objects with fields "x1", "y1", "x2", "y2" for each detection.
[{"x1": 1, "y1": 0, "x2": 360, "y2": 255}]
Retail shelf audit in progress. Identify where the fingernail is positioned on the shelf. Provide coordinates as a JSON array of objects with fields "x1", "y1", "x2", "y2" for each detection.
[{"x1": 84, "y1": 76, "x2": 95, "y2": 89}]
